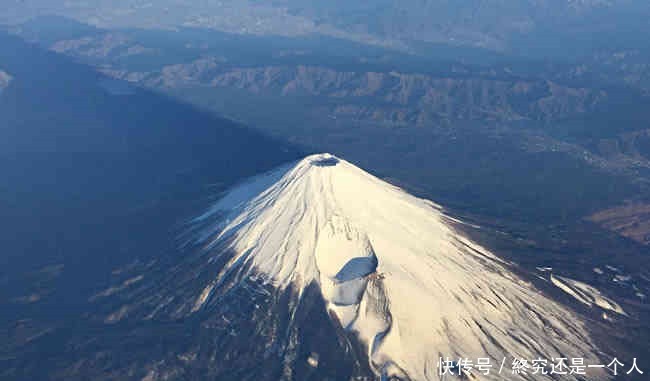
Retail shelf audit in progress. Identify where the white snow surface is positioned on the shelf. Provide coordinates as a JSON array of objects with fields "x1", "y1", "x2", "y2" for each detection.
[{"x1": 194, "y1": 153, "x2": 607, "y2": 381}]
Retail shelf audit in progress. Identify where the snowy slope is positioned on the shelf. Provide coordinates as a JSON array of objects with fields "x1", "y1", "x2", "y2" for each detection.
[{"x1": 193, "y1": 153, "x2": 608, "y2": 381}]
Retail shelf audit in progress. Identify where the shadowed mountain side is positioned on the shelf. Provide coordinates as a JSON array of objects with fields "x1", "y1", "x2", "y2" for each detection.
[{"x1": 0, "y1": 33, "x2": 303, "y2": 323}]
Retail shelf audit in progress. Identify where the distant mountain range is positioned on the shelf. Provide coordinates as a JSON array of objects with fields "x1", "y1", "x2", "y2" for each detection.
[
  {"x1": 3, "y1": 0, "x2": 650, "y2": 56},
  {"x1": 8, "y1": 16, "x2": 650, "y2": 236}
]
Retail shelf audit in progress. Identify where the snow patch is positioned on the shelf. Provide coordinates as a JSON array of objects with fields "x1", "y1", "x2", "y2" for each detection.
[
  {"x1": 0, "y1": 69, "x2": 12, "y2": 93},
  {"x1": 307, "y1": 353, "x2": 319, "y2": 367},
  {"x1": 192, "y1": 282, "x2": 216, "y2": 312}
]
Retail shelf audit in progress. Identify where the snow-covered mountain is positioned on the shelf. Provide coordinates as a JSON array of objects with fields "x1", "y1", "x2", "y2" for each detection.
[{"x1": 186, "y1": 153, "x2": 608, "y2": 381}]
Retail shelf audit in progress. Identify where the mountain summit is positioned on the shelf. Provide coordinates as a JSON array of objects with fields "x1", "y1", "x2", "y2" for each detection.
[{"x1": 190, "y1": 153, "x2": 606, "y2": 380}]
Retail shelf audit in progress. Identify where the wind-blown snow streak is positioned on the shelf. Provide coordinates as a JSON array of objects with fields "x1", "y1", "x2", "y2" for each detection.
[
  {"x1": 194, "y1": 153, "x2": 607, "y2": 381},
  {"x1": 551, "y1": 274, "x2": 627, "y2": 316}
]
